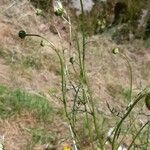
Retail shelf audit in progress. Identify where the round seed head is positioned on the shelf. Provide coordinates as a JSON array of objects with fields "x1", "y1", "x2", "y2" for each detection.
[
  {"x1": 69, "y1": 57, "x2": 74, "y2": 64},
  {"x1": 18, "y1": 30, "x2": 27, "y2": 39}
]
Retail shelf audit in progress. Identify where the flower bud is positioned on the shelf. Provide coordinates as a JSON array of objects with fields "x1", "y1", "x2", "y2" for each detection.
[
  {"x1": 40, "y1": 40, "x2": 45, "y2": 47},
  {"x1": 69, "y1": 57, "x2": 74, "y2": 64},
  {"x1": 112, "y1": 47, "x2": 119, "y2": 54},
  {"x1": 36, "y1": 8, "x2": 43, "y2": 16},
  {"x1": 18, "y1": 30, "x2": 26, "y2": 39},
  {"x1": 53, "y1": 0, "x2": 65, "y2": 16},
  {"x1": 145, "y1": 93, "x2": 150, "y2": 110}
]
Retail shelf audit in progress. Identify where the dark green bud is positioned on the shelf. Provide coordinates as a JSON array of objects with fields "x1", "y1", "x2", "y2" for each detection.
[
  {"x1": 40, "y1": 40, "x2": 44, "y2": 47},
  {"x1": 145, "y1": 93, "x2": 150, "y2": 110},
  {"x1": 54, "y1": 10, "x2": 63, "y2": 16},
  {"x1": 69, "y1": 57, "x2": 74, "y2": 64},
  {"x1": 18, "y1": 30, "x2": 27, "y2": 39}
]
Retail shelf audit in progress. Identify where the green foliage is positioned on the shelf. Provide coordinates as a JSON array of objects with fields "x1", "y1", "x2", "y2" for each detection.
[
  {"x1": 122, "y1": 88, "x2": 132, "y2": 101},
  {"x1": 23, "y1": 127, "x2": 56, "y2": 150},
  {"x1": 22, "y1": 55, "x2": 42, "y2": 70},
  {"x1": 0, "y1": 85, "x2": 53, "y2": 122},
  {"x1": 0, "y1": 47, "x2": 14, "y2": 64},
  {"x1": 112, "y1": 24, "x2": 130, "y2": 44},
  {"x1": 30, "y1": 0, "x2": 52, "y2": 12},
  {"x1": 18, "y1": 1, "x2": 150, "y2": 149},
  {"x1": 125, "y1": 0, "x2": 147, "y2": 23},
  {"x1": 31, "y1": 128, "x2": 55, "y2": 144}
]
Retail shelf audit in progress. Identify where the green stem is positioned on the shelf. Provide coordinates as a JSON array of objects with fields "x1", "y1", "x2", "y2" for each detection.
[
  {"x1": 84, "y1": 104, "x2": 95, "y2": 150},
  {"x1": 120, "y1": 53, "x2": 133, "y2": 102},
  {"x1": 128, "y1": 121, "x2": 150, "y2": 150},
  {"x1": 146, "y1": 123, "x2": 150, "y2": 150},
  {"x1": 24, "y1": 33, "x2": 78, "y2": 147},
  {"x1": 80, "y1": 0, "x2": 86, "y2": 71},
  {"x1": 112, "y1": 88, "x2": 148, "y2": 150}
]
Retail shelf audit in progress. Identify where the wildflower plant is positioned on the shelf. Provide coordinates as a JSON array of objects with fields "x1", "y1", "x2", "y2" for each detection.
[
  {"x1": 111, "y1": 47, "x2": 150, "y2": 150},
  {"x1": 18, "y1": 0, "x2": 150, "y2": 149}
]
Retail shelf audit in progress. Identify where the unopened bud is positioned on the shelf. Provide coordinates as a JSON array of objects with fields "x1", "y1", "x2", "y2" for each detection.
[
  {"x1": 18, "y1": 30, "x2": 27, "y2": 39},
  {"x1": 112, "y1": 47, "x2": 119, "y2": 54}
]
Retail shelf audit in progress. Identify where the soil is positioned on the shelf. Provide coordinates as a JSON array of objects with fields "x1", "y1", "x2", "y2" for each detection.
[{"x1": 0, "y1": 0, "x2": 150, "y2": 149}]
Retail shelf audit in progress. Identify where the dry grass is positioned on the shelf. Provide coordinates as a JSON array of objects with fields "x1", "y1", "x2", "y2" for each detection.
[{"x1": 0, "y1": 0, "x2": 150, "y2": 149}]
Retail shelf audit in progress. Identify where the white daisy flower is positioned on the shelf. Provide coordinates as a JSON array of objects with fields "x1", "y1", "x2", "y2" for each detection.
[{"x1": 53, "y1": 0, "x2": 65, "y2": 16}]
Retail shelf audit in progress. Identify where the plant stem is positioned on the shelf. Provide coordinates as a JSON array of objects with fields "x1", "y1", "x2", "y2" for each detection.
[
  {"x1": 80, "y1": 0, "x2": 86, "y2": 71},
  {"x1": 128, "y1": 120, "x2": 150, "y2": 150},
  {"x1": 120, "y1": 53, "x2": 133, "y2": 102},
  {"x1": 112, "y1": 88, "x2": 148, "y2": 150}
]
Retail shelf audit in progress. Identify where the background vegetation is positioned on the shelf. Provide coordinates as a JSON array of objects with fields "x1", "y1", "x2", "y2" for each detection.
[{"x1": 0, "y1": 0, "x2": 149, "y2": 149}]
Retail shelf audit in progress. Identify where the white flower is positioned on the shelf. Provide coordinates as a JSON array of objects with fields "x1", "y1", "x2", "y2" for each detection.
[
  {"x1": 117, "y1": 144, "x2": 127, "y2": 150},
  {"x1": 107, "y1": 127, "x2": 114, "y2": 139},
  {"x1": 53, "y1": 0, "x2": 65, "y2": 16}
]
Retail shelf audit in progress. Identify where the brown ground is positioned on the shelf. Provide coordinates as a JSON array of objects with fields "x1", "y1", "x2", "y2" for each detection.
[{"x1": 0, "y1": 0, "x2": 150, "y2": 150}]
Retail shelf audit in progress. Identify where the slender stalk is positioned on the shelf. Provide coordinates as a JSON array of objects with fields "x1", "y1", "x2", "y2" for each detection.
[
  {"x1": 71, "y1": 83, "x2": 81, "y2": 128},
  {"x1": 25, "y1": 34, "x2": 56, "y2": 49},
  {"x1": 69, "y1": 124, "x2": 78, "y2": 150},
  {"x1": 146, "y1": 123, "x2": 150, "y2": 150},
  {"x1": 84, "y1": 104, "x2": 95, "y2": 150},
  {"x1": 24, "y1": 33, "x2": 79, "y2": 148},
  {"x1": 111, "y1": 88, "x2": 148, "y2": 150},
  {"x1": 78, "y1": 2, "x2": 104, "y2": 148},
  {"x1": 119, "y1": 53, "x2": 133, "y2": 102},
  {"x1": 80, "y1": 0, "x2": 86, "y2": 71},
  {"x1": 75, "y1": 35, "x2": 85, "y2": 83},
  {"x1": 128, "y1": 121, "x2": 150, "y2": 150}
]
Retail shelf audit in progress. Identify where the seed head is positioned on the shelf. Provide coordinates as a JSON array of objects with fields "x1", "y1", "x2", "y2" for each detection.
[
  {"x1": 69, "y1": 57, "x2": 74, "y2": 64},
  {"x1": 18, "y1": 30, "x2": 26, "y2": 39}
]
